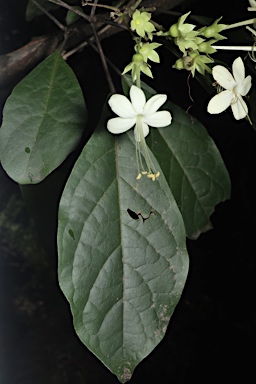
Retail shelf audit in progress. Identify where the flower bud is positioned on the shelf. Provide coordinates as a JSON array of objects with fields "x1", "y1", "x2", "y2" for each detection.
[
  {"x1": 202, "y1": 26, "x2": 216, "y2": 38},
  {"x1": 132, "y1": 53, "x2": 144, "y2": 63},
  {"x1": 199, "y1": 17, "x2": 227, "y2": 40},
  {"x1": 169, "y1": 23, "x2": 180, "y2": 37},
  {"x1": 198, "y1": 40, "x2": 217, "y2": 54}
]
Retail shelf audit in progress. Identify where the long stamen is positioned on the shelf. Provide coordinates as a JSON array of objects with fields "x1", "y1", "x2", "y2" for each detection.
[{"x1": 135, "y1": 116, "x2": 160, "y2": 181}]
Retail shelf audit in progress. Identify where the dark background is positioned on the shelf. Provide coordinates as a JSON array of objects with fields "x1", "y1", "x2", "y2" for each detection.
[{"x1": 1, "y1": 1, "x2": 256, "y2": 383}]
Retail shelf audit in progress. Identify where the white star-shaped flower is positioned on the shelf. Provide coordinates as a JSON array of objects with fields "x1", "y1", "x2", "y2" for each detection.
[
  {"x1": 107, "y1": 85, "x2": 171, "y2": 141},
  {"x1": 207, "y1": 56, "x2": 252, "y2": 120},
  {"x1": 107, "y1": 85, "x2": 172, "y2": 180}
]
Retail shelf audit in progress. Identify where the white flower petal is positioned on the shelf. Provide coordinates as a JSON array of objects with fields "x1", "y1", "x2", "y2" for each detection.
[
  {"x1": 144, "y1": 111, "x2": 172, "y2": 127},
  {"x1": 212, "y1": 65, "x2": 236, "y2": 90},
  {"x1": 207, "y1": 90, "x2": 233, "y2": 114},
  {"x1": 134, "y1": 121, "x2": 149, "y2": 141},
  {"x1": 142, "y1": 121, "x2": 150, "y2": 137},
  {"x1": 108, "y1": 94, "x2": 135, "y2": 118},
  {"x1": 238, "y1": 75, "x2": 252, "y2": 96},
  {"x1": 130, "y1": 85, "x2": 146, "y2": 114},
  {"x1": 231, "y1": 95, "x2": 248, "y2": 120},
  {"x1": 144, "y1": 94, "x2": 167, "y2": 115},
  {"x1": 107, "y1": 117, "x2": 136, "y2": 134},
  {"x1": 232, "y1": 57, "x2": 245, "y2": 84}
]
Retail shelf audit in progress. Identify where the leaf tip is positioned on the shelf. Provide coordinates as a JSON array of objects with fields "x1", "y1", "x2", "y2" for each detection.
[{"x1": 119, "y1": 367, "x2": 132, "y2": 383}]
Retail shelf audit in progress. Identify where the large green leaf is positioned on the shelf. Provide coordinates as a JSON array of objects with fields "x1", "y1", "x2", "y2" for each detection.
[
  {"x1": 122, "y1": 76, "x2": 230, "y2": 239},
  {"x1": 57, "y1": 103, "x2": 189, "y2": 382},
  {"x1": 0, "y1": 51, "x2": 86, "y2": 184}
]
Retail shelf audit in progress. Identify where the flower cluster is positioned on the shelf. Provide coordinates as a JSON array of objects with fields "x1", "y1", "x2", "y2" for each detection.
[
  {"x1": 123, "y1": 10, "x2": 162, "y2": 85},
  {"x1": 168, "y1": 12, "x2": 205, "y2": 53},
  {"x1": 105, "y1": 3, "x2": 256, "y2": 186},
  {"x1": 164, "y1": 12, "x2": 228, "y2": 76}
]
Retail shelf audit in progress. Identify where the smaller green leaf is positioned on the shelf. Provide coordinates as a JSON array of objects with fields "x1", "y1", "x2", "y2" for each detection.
[
  {"x1": 25, "y1": 0, "x2": 79, "y2": 21},
  {"x1": 0, "y1": 51, "x2": 87, "y2": 184},
  {"x1": 66, "y1": 6, "x2": 83, "y2": 25},
  {"x1": 26, "y1": 0, "x2": 59, "y2": 21}
]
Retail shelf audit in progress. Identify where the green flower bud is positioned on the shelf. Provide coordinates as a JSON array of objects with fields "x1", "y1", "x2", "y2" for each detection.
[
  {"x1": 203, "y1": 26, "x2": 216, "y2": 38},
  {"x1": 132, "y1": 53, "x2": 144, "y2": 63},
  {"x1": 199, "y1": 17, "x2": 227, "y2": 41},
  {"x1": 188, "y1": 51, "x2": 198, "y2": 59},
  {"x1": 169, "y1": 23, "x2": 179, "y2": 37},
  {"x1": 197, "y1": 40, "x2": 217, "y2": 54},
  {"x1": 197, "y1": 42, "x2": 207, "y2": 52}
]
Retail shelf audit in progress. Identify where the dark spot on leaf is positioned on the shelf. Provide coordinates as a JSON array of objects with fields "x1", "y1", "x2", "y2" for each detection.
[
  {"x1": 127, "y1": 208, "x2": 155, "y2": 222},
  {"x1": 25, "y1": 147, "x2": 30, "y2": 153},
  {"x1": 127, "y1": 208, "x2": 139, "y2": 220},
  {"x1": 68, "y1": 229, "x2": 75, "y2": 240}
]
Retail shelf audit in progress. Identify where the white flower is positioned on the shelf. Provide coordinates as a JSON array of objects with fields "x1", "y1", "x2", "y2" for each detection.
[
  {"x1": 207, "y1": 57, "x2": 252, "y2": 120},
  {"x1": 107, "y1": 85, "x2": 172, "y2": 180},
  {"x1": 107, "y1": 85, "x2": 171, "y2": 140},
  {"x1": 248, "y1": 0, "x2": 256, "y2": 8}
]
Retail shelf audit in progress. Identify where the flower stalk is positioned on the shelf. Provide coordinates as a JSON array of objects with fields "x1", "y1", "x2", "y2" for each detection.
[
  {"x1": 212, "y1": 45, "x2": 256, "y2": 51},
  {"x1": 224, "y1": 18, "x2": 256, "y2": 30}
]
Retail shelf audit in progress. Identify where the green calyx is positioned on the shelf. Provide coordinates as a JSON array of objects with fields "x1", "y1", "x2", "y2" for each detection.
[
  {"x1": 132, "y1": 53, "x2": 144, "y2": 63},
  {"x1": 169, "y1": 23, "x2": 179, "y2": 37}
]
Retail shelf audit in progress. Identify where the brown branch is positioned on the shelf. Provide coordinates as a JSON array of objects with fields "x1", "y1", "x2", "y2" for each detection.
[
  {"x1": 47, "y1": 0, "x2": 91, "y2": 22},
  {"x1": 0, "y1": 34, "x2": 62, "y2": 89},
  {"x1": 0, "y1": 0, "x2": 185, "y2": 90},
  {"x1": 90, "y1": 0, "x2": 99, "y2": 18},
  {"x1": 141, "y1": 0, "x2": 184, "y2": 11},
  {"x1": 90, "y1": 21, "x2": 116, "y2": 93},
  {"x1": 0, "y1": 17, "x2": 118, "y2": 89}
]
